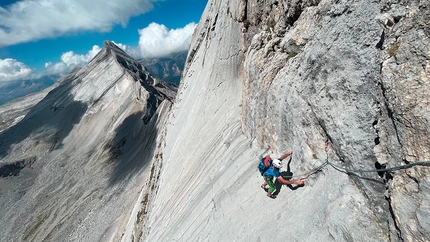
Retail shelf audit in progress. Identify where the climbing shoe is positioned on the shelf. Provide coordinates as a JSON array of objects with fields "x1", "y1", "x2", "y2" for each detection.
[
  {"x1": 261, "y1": 185, "x2": 268, "y2": 192},
  {"x1": 267, "y1": 194, "x2": 277, "y2": 199}
]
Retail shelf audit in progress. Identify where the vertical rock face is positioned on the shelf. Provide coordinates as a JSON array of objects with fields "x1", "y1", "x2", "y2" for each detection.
[
  {"x1": 145, "y1": 0, "x2": 429, "y2": 241},
  {"x1": 0, "y1": 41, "x2": 176, "y2": 241},
  {"x1": 377, "y1": 1, "x2": 430, "y2": 239},
  {"x1": 0, "y1": 1, "x2": 428, "y2": 241}
]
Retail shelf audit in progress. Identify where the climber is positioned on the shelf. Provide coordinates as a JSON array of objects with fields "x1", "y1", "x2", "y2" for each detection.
[{"x1": 261, "y1": 150, "x2": 304, "y2": 199}]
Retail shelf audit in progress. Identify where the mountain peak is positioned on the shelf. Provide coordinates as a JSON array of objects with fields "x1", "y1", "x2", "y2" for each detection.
[
  {"x1": 103, "y1": 40, "x2": 128, "y2": 56},
  {"x1": 0, "y1": 35, "x2": 177, "y2": 242}
]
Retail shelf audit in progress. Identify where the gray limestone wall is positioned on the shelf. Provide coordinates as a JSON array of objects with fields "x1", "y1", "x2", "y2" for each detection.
[
  {"x1": 146, "y1": 0, "x2": 429, "y2": 241},
  {"x1": 240, "y1": 0, "x2": 430, "y2": 240}
]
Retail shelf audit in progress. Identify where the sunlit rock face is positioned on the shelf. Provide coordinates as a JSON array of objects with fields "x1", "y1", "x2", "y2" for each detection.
[
  {"x1": 143, "y1": 0, "x2": 429, "y2": 241},
  {"x1": 0, "y1": 41, "x2": 176, "y2": 241},
  {"x1": 1, "y1": 0, "x2": 428, "y2": 241}
]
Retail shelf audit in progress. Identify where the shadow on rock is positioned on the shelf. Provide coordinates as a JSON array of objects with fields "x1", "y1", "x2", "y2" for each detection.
[
  {"x1": 106, "y1": 111, "x2": 160, "y2": 186},
  {"x1": 0, "y1": 76, "x2": 88, "y2": 164}
]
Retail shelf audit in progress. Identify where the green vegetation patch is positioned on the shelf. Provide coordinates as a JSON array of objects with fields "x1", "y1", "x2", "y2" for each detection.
[
  {"x1": 389, "y1": 42, "x2": 399, "y2": 57},
  {"x1": 286, "y1": 52, "x2": 298, "y2": 62},
  {"x1": 266, "y1": 19, "x2": 275, "y2": 31}
]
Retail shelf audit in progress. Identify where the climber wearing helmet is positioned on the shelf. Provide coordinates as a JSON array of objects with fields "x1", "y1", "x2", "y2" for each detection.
[{"x1": 261, "y1": 150, "x2": 304, "y2": 199}]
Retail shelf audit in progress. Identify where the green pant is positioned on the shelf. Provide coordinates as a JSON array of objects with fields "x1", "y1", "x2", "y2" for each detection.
[{"x1": 264, "y1": 176, "x2": 276, "y2": 193}]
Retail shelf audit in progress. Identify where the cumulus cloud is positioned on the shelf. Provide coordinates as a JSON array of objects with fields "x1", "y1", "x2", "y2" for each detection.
[
  {"x1": 0, "y1": 45, "x2": 101, "y2": 88},
  {"x1": 118, "y1": 22, "x2": 197, "y2": 59},
  {"x1": 0, "y1": 58, "x2": 34, "y2": 85},
  {"x1": 0, "y1": 0, "x2": 154, "y2": 47},
  {"x1": 43, "y1": 21, "x2": 196, "y2": 75},
  {"x1": 44, "y1": 45, "x2": 102, "y2": 75},
  {"x1": 0, "y1": 21, "x2": 196, "y2": 87}
]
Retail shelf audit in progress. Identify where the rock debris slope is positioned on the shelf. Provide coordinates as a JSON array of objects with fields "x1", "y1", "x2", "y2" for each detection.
[
  {"x1": 0, "y1": 83, "x2": 57, "y2": 133},
  {"x1": 143, "y1": 0, "x2": 429, "y2": 241},
  {"x1": 0, "y1": 41, "x2": 176, "y2": 241}
]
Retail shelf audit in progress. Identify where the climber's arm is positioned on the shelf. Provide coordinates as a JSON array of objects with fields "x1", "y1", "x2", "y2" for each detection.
[
  {"x1": 280, "y1": 150, "x2": 293, "y2": 160},
  {"x1": 277, "y1": 176, "x2": 303, "y2": 185}
]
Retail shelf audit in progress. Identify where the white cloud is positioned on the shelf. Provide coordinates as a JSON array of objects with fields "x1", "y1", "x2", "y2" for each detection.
[
  {"x1": 0, "y1": 0, "x2": 154, "y2": 47},
  {"x1": 116, "y1": 22, "x2": 197, "y2": 59},
  {"x1": 0, "y1": 45, "x2": 101, "y2": 87},
  {"x1": 112, "y1": 42, "x2": 138, "y2": 58},
  {"x1": 0, "y1": 21, "x2": 196, "y2": 86},
  {"x1": 137, "y1": 22, "x2": 197, "y2": 58},
  {"x1": 43, "y1": 22, "x2": 196, "y2": 75},
  {"x1": 44, "y1": 45, "x2": 102, "y2": 75},
  {"x1": 0, "y1": 58, "x2": 34, "y2": 85}
]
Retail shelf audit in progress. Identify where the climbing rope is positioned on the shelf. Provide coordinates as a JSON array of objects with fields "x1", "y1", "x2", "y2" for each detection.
[
  {"x1": 323, "y1": 140, "x2": 430, "y2": 174},
  {"x1": 294, "y1": 161, "x2": 328, "y2": 179},
  {"x1": 325, "y1": 159, "x2": 430, "y2": 173},
  {"x1": 284, "y1": 159, "x2": 328, "y2": 180},
  {"x1": 287, "y1": 141, "x2": 430, "y2": 180},
  {"x1": 286, "y1": 140, "x2": 329, "y2": 179}
]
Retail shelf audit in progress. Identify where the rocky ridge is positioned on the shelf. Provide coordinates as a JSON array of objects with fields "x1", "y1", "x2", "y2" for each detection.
[
  {"x1": 0, "y1": 41, "x2": 176, "y2": 241},
  {"x1": 138, "y1": 51, "x2": 187, "y2": 86}
]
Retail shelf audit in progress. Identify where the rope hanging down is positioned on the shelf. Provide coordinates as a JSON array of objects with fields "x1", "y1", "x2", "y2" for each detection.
[{"x1": 288, "y1": 141, "x2": 430, "y2": 180}]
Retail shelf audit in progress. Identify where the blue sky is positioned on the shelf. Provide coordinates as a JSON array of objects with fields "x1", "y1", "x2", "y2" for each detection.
[{"x1": 0, "y1": 0, "x2": 207, "y2": 86}]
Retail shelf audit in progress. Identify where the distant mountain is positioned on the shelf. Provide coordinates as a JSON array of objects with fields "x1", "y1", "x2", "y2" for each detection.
[
  {"x1": 0, "y1": 52, "x2": 185, "y2": 107},
  {"x1": 0, "y1": 41, "x2": 176, "y2": 241},
  {"x1": 0, "y1": 83, "x2": 58, "y2": 133},
  {"x1": 138, "y1": 51, "x2": 187, "y2": 86},
  {"x1": 0, "y1": 75, "x2": 58, "y2": 106}
]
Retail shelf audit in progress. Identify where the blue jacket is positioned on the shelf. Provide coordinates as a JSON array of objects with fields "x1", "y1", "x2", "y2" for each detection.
[{"x1": 264, "y1": 167, "x2": 280, "y2": 178}]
